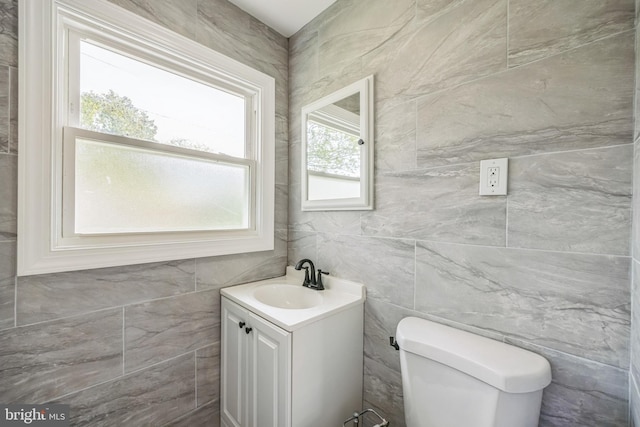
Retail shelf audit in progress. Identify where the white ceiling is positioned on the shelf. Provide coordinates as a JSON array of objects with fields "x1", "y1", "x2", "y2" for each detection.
[{"x1": 227, "y1": 0, "x2": 337, "y2": 37}]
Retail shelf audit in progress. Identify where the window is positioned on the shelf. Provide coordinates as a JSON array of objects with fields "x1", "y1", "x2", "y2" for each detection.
[{"x1": 18, "y1": 0, "x2": 275, "y2": 275}]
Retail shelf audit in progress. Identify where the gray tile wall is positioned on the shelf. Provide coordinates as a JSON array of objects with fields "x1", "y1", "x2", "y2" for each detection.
[
  {"x1": 0, "y1": 0, "x2": 288, "y2": 425},
  {"x1": 632, "y1": 1, "x2": 640, "y2": 425},
  {"x1": 288, "y1": 0, "x2": 635, "y2": 426},
  {"x1": 3, "y1": 0, "x2": 637, "y2": 425}
]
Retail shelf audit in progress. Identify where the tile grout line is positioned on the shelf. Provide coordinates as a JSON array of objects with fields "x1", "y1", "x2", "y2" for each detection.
[
  {"x1": 10, "y1": 65, "x2": 16, "y2": 155},
  {"x1": 414, "y1": 236, "x2": 632, "y2": 258},
  {"x1": 6, "y1": 64, "x2": 10, "y2": 154},
  {"x1": 631, "y1": 14, "x2": 639, "y2": 330},
  {"x1": 505, "y1": 196, "x2": 509, "y2": 248},
  {"x1": 13, "y1": 274, "x2": 17, "y2": 328},
  {"x1": 631, "y1": 260, "x2": 635, "y2": 426},
  {"x1": 8, "y1": 64, "x2": 13, "y2": 154},
  {"x1": 505, "y1": 0, "x2": 510, "y2": 69},
  {"x1": 47, "y1": 350, "x2": 197, "y2": 403},
  {"x1": 412, "y1": 240, "x2": 417, "y2": 311},
  {"x1": 332, "y1": 231, "x2": 631, "y2": 259},
  {"x1": 413, "y1": 98, "x2": 418, "y2": 170},
  {"x1": 194, "y1": 351, "x2": 198, "y2": 409},
  {"x1": 397, "y1": 142, "x2": 635, "y2": 176},
  {"x1": 505, "y1": 332, "x2": 631, "y2": 372},
  {"x1": 122, "y1": 307, "x2": 126, "y2": 376},
  {"x1": 1, "y1": 306, "x2": 124, "y2": 332},
  {"x1": 9, "y1": 286, "x2": 220, "y2": 331},
  {"x1": 377, "y1": 297, "x2": 630, "y2": 372},
  {"x1": 509, "y1": 142, "x2": 635, "y2": 160},
  {"x1": 632, "y1": 5, "x2": 637, "y2": 399},
  {"x1": 194, "y1": 258, "x2": 198, "y2": 292},
  {"x1": 412, "y1": 28, "x2": 634, "y2": 105},
  {"x1": 631, "y1": 375, "x2": 639, "y2": 426}
]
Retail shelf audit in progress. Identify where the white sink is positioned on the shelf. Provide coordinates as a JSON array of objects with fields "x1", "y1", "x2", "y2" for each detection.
[
  {"x1": 221, "y1": 266, "x2": 366, "y2": 332},
  {"x1": 253, "y1": 283, "x2": 323, "y2": 309}
]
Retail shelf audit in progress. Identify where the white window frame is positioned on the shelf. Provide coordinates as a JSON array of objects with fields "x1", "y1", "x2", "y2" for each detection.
[{"x1": 18, "y1": 0, "x2": 276, "y2": 276}]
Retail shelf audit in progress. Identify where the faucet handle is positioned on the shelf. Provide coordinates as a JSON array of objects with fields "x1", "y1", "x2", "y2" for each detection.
[
  {"x1": 300, "y1": 266, "x2": 311, "y2": 286},
  {"x1": 316, "y1": 269, "x2": 329, "y2": 290}
]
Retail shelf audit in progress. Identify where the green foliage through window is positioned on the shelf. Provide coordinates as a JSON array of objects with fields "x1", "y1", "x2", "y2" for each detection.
[
  {"x1": 81, "y1": 90, "x2": 158, "y2": 141},
  {"x1": 307, "y1": 121, "x2": 360, "y2": 177}
]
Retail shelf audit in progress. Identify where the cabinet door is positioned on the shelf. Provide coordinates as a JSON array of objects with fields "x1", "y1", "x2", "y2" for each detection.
[
  {"x1": 221, "y1": 298, "x2": 249, "y2": 427},
  {"x1": 247, "y1": 312, "x2": 292, "y2": 427}
]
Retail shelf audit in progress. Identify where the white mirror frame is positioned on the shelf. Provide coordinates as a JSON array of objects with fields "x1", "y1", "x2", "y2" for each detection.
[{"x1": 301, "y1": 75, "x2": 374, "y2": 211}]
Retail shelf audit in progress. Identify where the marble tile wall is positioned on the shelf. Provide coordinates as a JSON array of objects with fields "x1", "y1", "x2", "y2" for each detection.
[
  {"x1": 288, "y1": 0, "x2": 635, "y2": 426},
  {"x1": 0, "y1": 0, "x2": 287, "y2": 425},
  {"x1": 1, "y1": 0, "x2": 636, "y2": 425},
  {"x1": 631, "y1": 2, "x2": 640, "y2": 425}
]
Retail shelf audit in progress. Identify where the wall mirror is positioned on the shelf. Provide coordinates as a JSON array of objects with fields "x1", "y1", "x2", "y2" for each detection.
[{"x1": 301, "y1": 75, "x2": 374, "y2": 211}]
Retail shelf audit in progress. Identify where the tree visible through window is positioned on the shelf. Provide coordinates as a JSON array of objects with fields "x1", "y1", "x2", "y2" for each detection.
[
  {"x1": 79, "y1": 41, "x2": 247, "y2": 157},
  {"x1": 81, "y1": 90, "x2": 158, "y2": 141},
  {"x1": 75, "y1": 89, "x2": 250, "y2": 234},
  {"x1": 19, "y1": 0, "x2": 275, "y2": 275},
  {"x1": 72, "y1": 41, "x2": 255, "y2": 234},
  {"x1": 307, "y1": 121, "x2": 360, "y2": 177}
]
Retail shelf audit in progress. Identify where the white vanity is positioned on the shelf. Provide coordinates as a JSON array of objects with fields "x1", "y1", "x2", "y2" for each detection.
[{"x1": 220, "y1": 266, "x2": 366, "y2": 427}]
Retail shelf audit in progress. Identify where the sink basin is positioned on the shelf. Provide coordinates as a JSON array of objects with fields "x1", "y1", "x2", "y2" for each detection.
[
  {"x1": 253, "y1": 283, "x2": 323, "y2": 309},
  {"x1": 221, "y1": 267, "x2": 365, "y2": 331}
]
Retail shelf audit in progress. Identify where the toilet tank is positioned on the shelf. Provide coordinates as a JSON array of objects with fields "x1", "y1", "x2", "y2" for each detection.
[{"x1": 396, "y1": 317, "x2": 551, "y2": 427}]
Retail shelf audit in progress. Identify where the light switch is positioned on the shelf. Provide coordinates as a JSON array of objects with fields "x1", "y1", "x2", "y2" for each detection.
[{"x1": 479, "y1": 158, "x2": 508, "y2": 196}]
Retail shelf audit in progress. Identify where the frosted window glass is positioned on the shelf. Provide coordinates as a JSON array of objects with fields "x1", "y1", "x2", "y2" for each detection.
[
  {"x1": 74, "y1": 139, "x2": 250, "y2": 234},
  {"x1": 79, "y1": 41, "x2": 246, "y2": 157}
]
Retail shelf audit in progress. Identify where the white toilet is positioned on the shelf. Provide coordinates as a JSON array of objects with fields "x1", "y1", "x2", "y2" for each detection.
[{"x1": 396, "y1": 317, "x2": 552, "y2": 427}]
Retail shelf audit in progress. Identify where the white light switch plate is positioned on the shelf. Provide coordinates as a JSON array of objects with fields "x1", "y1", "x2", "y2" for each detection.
[{"x1": 479, "y1": 158, "x2": 508, "y2": 196}]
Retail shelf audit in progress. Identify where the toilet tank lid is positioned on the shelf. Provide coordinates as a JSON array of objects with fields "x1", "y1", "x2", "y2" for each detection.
[{"x1": 396, "y1": 317, "x2": 551, "y2": 393}]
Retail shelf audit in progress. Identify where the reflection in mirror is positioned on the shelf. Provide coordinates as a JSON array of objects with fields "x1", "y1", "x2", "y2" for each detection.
[
  {"x1": 307, "y1": 93, "x2": 360, "y2": 201},
  {"x1": 301, "y1": 76, "x2": 373, "y2": 211}
]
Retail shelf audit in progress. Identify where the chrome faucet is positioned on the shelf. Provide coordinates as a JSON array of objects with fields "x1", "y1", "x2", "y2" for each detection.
[{"x1": 294, "y1": 259, "x2": 329, "y2": 290}]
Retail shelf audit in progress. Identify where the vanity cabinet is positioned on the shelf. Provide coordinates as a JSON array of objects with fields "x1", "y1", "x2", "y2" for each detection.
[
  {"x1": 221, "y1": 294, "x2": 364, "y2": 427},
  {"x1": 221, "y1": 297, "x2": 291, "y2": 427}
]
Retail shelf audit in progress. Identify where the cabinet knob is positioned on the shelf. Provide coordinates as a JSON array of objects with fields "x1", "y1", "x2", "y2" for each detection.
[
  {"x1": 245, "y1": 327, "x2": 253, "y2": 334},
  {"x1": 239, "y1": 321, "x2": 246, "y2": 328}
]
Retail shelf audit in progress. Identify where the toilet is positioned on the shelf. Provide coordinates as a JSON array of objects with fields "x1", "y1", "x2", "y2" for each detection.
[{"x1": 396, "y1": 317, "x2": 552, "y2": 427}]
